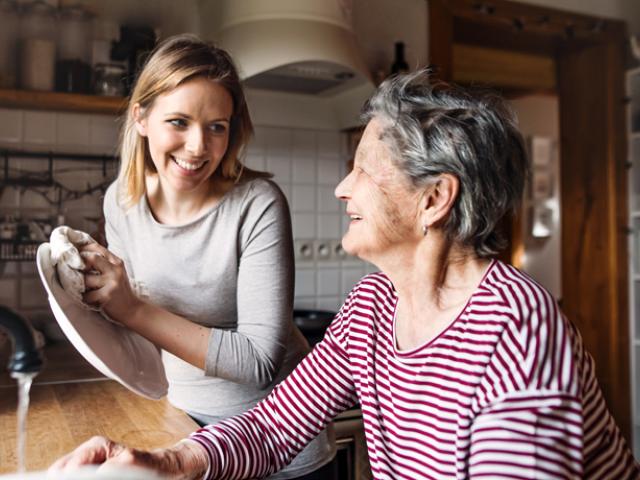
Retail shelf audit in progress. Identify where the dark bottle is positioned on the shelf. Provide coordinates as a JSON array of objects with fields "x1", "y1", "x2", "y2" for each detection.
[{"x1": 391, "y1": 41, "x2": 410, "y2": 75}]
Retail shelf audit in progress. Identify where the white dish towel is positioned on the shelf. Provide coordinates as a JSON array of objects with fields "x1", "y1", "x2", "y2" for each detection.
[{"x1": 49, "y1": 226, "x2": 147, "y2": 310}]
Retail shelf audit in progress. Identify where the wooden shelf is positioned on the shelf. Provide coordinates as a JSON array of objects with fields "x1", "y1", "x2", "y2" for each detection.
[{"x1": 0, "y1": 88, "x2": 126, "y2": 115}]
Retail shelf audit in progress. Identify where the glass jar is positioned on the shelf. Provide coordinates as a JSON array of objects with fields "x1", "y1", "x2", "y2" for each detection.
[
  {"x1": 19, "y1": 0, "x2": 57, "y2": 91},
  {"x1": 0, "y1": 0, "x2": 19, "y2": 88},
  {"x1": 58, "y1": 5, "x2": 91, "y2": 63},
  {"x1": 93, "y1": 63, "x2": 126, "y2": 97},
  {"x1": 55, "y1": 5, "x2": 92, "y2": 93}
]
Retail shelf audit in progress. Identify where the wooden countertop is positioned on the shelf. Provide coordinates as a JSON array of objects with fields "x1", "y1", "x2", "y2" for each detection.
[{"x1": 0, "y1": 380, "x2": 199, "y2": 474}]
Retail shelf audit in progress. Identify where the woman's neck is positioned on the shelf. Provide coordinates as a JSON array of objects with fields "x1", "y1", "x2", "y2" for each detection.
[
  {"x1": 383, "y1": 234, "x2": 488, "y2": 304},
  {"x1": 381, "y1": 234, "x2": 491, "y2": 350},
  {"x1": 145, "y1": 174, "x2": 231, "y2": 225}
]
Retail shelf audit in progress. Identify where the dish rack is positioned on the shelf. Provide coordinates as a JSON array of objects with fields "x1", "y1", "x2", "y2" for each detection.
[{"x1": 0, "y1": 239, "x2": 40, "y2": 261}]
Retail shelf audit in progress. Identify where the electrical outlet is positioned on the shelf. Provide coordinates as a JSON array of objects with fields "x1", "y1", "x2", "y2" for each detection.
[
  {"x1": 330, "y1": 239, "x2": 347, "y2": 260},
  {"x1": 294, "y1": 239, "x2": 314, "y2": 262},
  {"x1": 314, "y1": 240, "x2": 332, "y2": 261}
]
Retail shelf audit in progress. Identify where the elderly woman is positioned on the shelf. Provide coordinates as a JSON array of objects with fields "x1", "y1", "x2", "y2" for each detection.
[{"x1": 52, "y1": 71, "x2": 638, "y2": 479}]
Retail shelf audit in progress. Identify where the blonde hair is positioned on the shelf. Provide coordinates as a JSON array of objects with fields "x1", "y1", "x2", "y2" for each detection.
[{"x1": 117, "y1": 34, "x2": 259, "y2": 208}]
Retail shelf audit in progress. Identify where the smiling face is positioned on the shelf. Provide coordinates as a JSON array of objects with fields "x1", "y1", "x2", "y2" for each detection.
[
  {"x1": 335, "y1": 118, "x2": 423, "y2": 263},
  {"x1": 134, "y1": 76, "x2": 233, "y2": 197}
]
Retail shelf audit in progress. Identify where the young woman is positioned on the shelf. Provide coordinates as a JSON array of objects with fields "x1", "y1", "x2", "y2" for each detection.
[
  {"x1": 54, "y1": 71, "x2": 639, "y2": 479},
  {"x1": 75, "y1": 35, "x2": 336, "y2": 480}
]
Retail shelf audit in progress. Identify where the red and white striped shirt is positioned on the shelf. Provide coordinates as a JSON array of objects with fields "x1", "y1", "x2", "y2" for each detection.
[{"x1": 191, "y1": 260, "x2": 639, "y2": 479}]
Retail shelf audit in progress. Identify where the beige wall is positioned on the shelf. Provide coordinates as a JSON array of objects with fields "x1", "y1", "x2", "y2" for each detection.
[{"x1": 509, "y1": 95, "x2": 562, "y2": 300}]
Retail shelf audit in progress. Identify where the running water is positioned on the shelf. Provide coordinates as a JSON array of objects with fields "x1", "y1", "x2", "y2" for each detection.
[{"x1": 11, "y1": 371, "x2": 37, "y2": 473}]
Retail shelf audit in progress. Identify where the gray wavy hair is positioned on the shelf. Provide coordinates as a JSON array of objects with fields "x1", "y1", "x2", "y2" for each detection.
[{"x1": 362, "y1": 69, "x2": 529, "y2": 257}]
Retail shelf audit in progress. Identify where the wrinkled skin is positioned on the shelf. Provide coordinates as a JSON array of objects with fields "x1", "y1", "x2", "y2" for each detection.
[{"x1": 49, "y1": 436, "x2": 209, "y2": 480}]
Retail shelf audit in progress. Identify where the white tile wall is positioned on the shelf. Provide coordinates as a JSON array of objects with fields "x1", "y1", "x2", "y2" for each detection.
[
  {"x1": 23, "y1": 111, "x2": 56, "y2": 149},
  {"x1": 292, "y1": 156, "x2": 316, "y2": 183},
  {"x1": 89, "y1": 115, "x2": 120, "y2": 154},
  {"x1": 255, "y1": 126, "x2": 371, "y2": 311},
  {"x1": 317, "y1": 186, "x2": 340, "y2": 212},
  {"x1": 0, "y1": 108, "x2": 23, "y2": 145},
  {"x1": 295, "y1": 269, "x2": 316, "y2": 297},
  {"x1": 317, "y1": 268, "x2": 341, "y2": 296},
  {"x1": 292, "y1": 213, "x2": 316, "y2": 238},
  {"x1": 317, "y1": 213, "x2": 342, "y2": 239},
  {"x1": 57, "y1": 113, "x2": 91, "y2": 150},
  {"x1": 292, "y1": 185, "x2": 316, "y2": 212}
]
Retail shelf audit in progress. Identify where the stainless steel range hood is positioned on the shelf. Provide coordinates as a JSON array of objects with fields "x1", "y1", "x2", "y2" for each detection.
[{"x1": 215, "y1": 0, "x2": 374, "y2": 129}]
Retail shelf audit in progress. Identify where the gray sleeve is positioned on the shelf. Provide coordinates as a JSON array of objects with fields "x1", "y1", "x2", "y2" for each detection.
[
  {"x1": 205, "y1": 181, "x2": 295, "y2": 389},
  {"x1": 103, "y1": 182, "x2": 133, "y2": 273}
]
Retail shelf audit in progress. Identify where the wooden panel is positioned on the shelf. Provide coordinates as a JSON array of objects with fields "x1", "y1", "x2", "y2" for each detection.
[
  {"x1": 0, "y1": 89, "x2": 126, "y2": 115},
  {"x1": 443, "y1": 0, "x2": 625, "y2": 42},
  {"x1": 454, "y1": 17, "x2": 558, "y2": 57},
  {"x1": 428, "y1": 0, "x2": 454, "y2": 81},
  {"x1": 0, "y1": 380, "x2": 198, "y2": 473},
  {"x1": 558, "y1": 40, "x2": 630, "y2": 441},
  {"x1": 453, "y1": 44, "x2": 556, "y2": 91}
]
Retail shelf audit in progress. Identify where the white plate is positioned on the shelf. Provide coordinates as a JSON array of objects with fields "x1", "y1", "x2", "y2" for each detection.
[
  {"x1": 36, "y1": 243, "x2": 168, "y2": 400},
  {"x1": 0, "y1": 465, "x2": 163, "y2": 479}
]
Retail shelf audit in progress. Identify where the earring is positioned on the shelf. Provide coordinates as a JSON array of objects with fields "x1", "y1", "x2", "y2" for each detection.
[{"x1": 422, "y1": 225, "x2": 428, "y2": 236}]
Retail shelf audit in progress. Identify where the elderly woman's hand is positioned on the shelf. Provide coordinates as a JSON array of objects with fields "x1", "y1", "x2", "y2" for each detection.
[
  {"x1": 79, "y1": 243, "x2": 141, "y2": 325},
  {"x1": 49, "y1": 435, "x2": 209, "y2": 479}
]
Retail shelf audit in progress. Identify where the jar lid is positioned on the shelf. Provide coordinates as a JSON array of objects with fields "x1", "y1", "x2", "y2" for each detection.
[{"x1": 95, "y1": 63, "x2": 126, "y2": 74}]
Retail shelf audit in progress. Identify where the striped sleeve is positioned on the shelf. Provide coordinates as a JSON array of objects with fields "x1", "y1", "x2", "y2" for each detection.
[
  {"x1": 469, "y1": 390, "x2": 584, "y2": 478},
  {"x1": 468, "y1": 264, "x2": 584, "y2": 478},
  {"x1": 469, "y1": 262, "x2": 638, "y2": 479},
  {"x1": 189, "y1": 292, "x2": 358, "y2": 479}
]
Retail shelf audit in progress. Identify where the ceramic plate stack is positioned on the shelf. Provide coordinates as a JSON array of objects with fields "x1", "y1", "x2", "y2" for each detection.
[{"x1": 36, "y1": 243, "x2": 168, "y2": 400}]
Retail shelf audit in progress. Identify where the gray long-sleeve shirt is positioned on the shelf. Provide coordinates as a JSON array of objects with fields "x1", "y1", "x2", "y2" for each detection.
[
  {"x1": 104, "y1": 177, "x2": 309, "y2": 414},
  {"x1": 103, "y1": 177, "x2": 335, "y2": 477}
]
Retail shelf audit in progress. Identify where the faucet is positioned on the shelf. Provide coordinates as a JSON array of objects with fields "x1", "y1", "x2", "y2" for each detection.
[{"x1": 0, "y1": 306, "x2": 43, "y2": 374}]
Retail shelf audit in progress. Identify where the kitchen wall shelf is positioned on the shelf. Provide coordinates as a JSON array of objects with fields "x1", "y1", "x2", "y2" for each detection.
[
  {"x1": 1, "y1": 149, "x2": 118, "y2": 185},
  {"x1": 0, "y1": 89, "x2": 126, "y2": 115}
]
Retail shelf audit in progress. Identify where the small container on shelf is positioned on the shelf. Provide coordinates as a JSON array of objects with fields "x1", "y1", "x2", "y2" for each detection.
[
  {"x1": 93, "y1": 63, "x2": 126, "y2": 96},
  {"x1": 55, "y1": 5, "x2": 93, "y2": 94},
  {"x1": 19, "y1": 0, "x2": 57, "y2": 91}
]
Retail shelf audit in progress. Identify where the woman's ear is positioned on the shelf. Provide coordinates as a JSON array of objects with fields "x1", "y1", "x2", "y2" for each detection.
[
  {"x1": 132, "y1": 103, "x2": 147, "y2": 137},
  {"x1": 420, "y1": 174, "x2": 459, "y2": 228}
]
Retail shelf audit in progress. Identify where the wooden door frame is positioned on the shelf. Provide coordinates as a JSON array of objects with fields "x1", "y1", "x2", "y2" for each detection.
[{"x1": 428, "y1": 0, "x2": 631, "y2": 442}]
